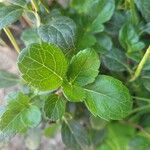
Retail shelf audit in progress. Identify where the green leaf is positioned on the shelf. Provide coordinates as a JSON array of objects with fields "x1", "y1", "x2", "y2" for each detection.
[
  {"x1": 44, "y1": 123, "x2": 60, "y2": 138},
  {"x1": 21, "y1": 28, "x2": 41, "y2": 46},
  {"x1": 0, "y1": 92, "x2": 41, "y2": 141},
  {"x1": 77, "y1": 32, "x2": 97, "y2": 50},
  {"x1": 0, "y1": 5, "x2": 23, "y2": 30},
  {"x1": 135, "y1": 0, "x2": 150, "y2": 22},
  {"x1": 7, "y1": 0, "x2": 28, "y2": 7},
  {"x1": 84, "y1": 75, "x2": 132, "y2": 120},
  {"x1": 119, "y1": 23, "x2": 145, "y2": 53},
  {"x1": 141, "y1": 22, "x2": 150, "y2": 35},
  {"x1": 68, "y1": 48, "x2": 100, "y2": 86},
  {"x1": 0, "y1": 70, "x2": 19, "y2": 88},
  {"x1": 17, "y1": 43, "x2": 68, "y2": 91},
  {"x1": 38, "y1": 16, "x2": 76, "y2": 53},
  {"x1": 89, "y1": 0, "x2": 115, "y2": 33},
  {"x1": 90, "y1": 115, "x2": 108, "y2": 130},
  {"x1": 141, "y1": 71, "x2": 150, "y2": 92},
  {"x1": 96, "y1": 33, "x2": 113, "y2": 53},
  {"x1": 97, "y1": 122, "x2": 135, "y2": 150},
  {"x1": 71, "y1": 0, "x2": 115, "y2": 33},
  {"x1": 44, "y1": 94, "x2": 66, "y2": 121},
  {"x1": 61, "y1": 119, "x2": 90, "y2": 150},
  {"x1": 102, "y1": 48, "x2": 128, "y2": 72},
  {"x1": 71, "y1": 0, "x2": 93, "y2": 14},
  {"x1": 105, "y1": 11, "x2": 126, "y2": 37},
  {"x1": 128, "y1": 135, "x2": 150, "y2": 150},
  {"x1": 62, "y1": 81, "x2": 85, "y2": 102}
]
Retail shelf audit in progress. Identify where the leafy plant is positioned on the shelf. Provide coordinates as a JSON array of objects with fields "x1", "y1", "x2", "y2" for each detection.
[{"x1": 0, "y1": 0, "x2": 150, "y2": 149}]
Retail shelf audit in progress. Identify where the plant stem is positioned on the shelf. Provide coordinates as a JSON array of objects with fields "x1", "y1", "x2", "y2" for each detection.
[
  {"x1": 31, "y1": 0, "x2": 41, "y2": 27},
  {"x1": 40, "y1": 0, "x2": 49, "y2": 13},
  {"x1": 130, "y1": 46, "x2": 150, "y2": 81},
  {"x1": 120, "y1": 120, "x2": 150, "y2": 138},
  {"x1": 129, "y1": 0, "x2": 139, "y2": 25},
  {"x1": 129, "y1": 105, "x2": 150, "y2": 115},
  {"x1": 3, "y1": 28, "x2": 20, "y2": 53},
  {"x1": 132, "y1": 96, "x2": 150, "y2": 102},
  {"x1": 31, "y1": 0, "x2": 38, "y2": 12}
]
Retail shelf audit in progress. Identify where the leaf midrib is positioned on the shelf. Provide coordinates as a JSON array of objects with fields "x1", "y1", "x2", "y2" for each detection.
[{"x1": 26, "y1": 56, "x2": 63, "y2": 81}]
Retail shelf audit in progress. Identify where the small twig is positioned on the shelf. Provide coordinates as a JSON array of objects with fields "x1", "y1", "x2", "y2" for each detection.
[
  {"x1": 3, "y1": 27, "x2": 20, "y2": 53},
  {"x1": 130, "y1": 46, "x2": 150, "y2": 81},
  {"x1": 120, "y1": 120, "x2": 150, "y2": 138},
  {"x1": 132, "y1": 96, "x2": 150, "y2": 102},
  {"x1": 31, "y1": 0, "x2": 41, "y2": 27},
  {"x1": 129, "y1": 105, "x2": 150, "y2": 115}
]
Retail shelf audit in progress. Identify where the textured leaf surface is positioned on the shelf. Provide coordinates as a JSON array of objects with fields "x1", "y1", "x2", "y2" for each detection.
[
  {"x1": 77, "y1": 33, "x2": 96, "y2": 50},
  {"x1": 44, "y1": 94, "x2": 66, "y2": 121},
  {"x1": 0, "y1": 92, "x2": 41, "y2": 140},
  {"x1": 7, "y1": 0, "x2": 28, "y2": 6},
  {"x1": 17, "y1": 43, "x2": 68, "y2": 91},
  {"x1": 89, "y1": 0, "x2": 115, "y2": 33},
  {"x1": 84, "y1": 75, "x2": 132, "y2": 120},
  {"x1": 98, "y1": 123, "x2": 135, "y2": 150},
  {"x1": 102, "y1": 48, "x2": 128, "y2": 72},
  {"x1": 0, "y1": 70, "x2": 19, "y2": 88},
  {"x1": 71, "y1": 0, "x2": 115, "y2": 33},
  {"x1": 96, "y1": 33, "x2": 113, "y2": 53},
  {"x1": 0, "y1": 5, "x2": 23, "y2": 30},
  {"x1": 38, "y1": 16, "x2": 76, "y2": 52},
  {"x1": 135, "y1": 0, "x2": 150, "y2": 22},
  {"x1": 119, "y1": 23, "x2": 145, "y2": 53},
  {"x1": 68, "y1": 48, "x2": 100, "y2": 86},
  {"x1": 61, "y1": 120, "x2": 90, "y2": 150},
  {"x1": 21, "y1": 28, "x2": 41, "y2": 46},
  {"x1": 128, "y1": 135, "x2": 150, "y2": 150},
  {"x1": 62, "y1": 81, "x2": 85, "y2": 102}
]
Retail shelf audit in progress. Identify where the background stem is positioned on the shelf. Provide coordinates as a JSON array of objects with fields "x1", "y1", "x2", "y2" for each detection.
[
  {"x1": 130, "y1": 46, "x2": 150, "y2": 81},
  {"x1": 132, "y1": 96, "x2": 150, "y2": 102},
  {"x1": 31, "y1": 0, "x2": 41, "y2": 27},
  {"x1": 3, "y1": 28, "x2": 20, "y2": 53}
]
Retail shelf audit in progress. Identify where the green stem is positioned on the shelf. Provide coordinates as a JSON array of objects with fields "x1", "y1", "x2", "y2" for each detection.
[
  {"x1": 40, "y1": 0, "x2": 49, "y2": 13},
  {"x1": 31, "y1": 0, "x2": 40, "y2": 27},
  {"x1": 130, "y1": 0, "x2": 139, "y2": 25},
  {"x1": 130, "y1": 46, "x2": 150, "y2": 81},
  {"x1": 129, "y1": 105, "x2": 150, "y2": 115},
  {"x1": 31, "y1": 0, "x2": 38, "y2": 12},
  {"x1": 3, "y1": 28, "x2": 20, "y2": 53},
  {"x1": 132, "y1": 96, "x2": 150, "y2": 102}
]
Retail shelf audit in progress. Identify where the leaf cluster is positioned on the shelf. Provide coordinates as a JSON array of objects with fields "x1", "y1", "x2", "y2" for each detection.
[{"x1": 0, "y1": 0, "x2": 150, "y2": 149}]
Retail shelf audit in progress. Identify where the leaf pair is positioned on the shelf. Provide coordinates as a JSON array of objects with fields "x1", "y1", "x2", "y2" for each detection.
[{"x1": 18, "y1": 42, "x2": 132, "y2": 121}]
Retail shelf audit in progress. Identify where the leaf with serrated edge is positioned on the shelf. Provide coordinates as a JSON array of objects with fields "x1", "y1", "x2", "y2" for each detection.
[
  {"x1": 44, "y1": 94, "x2": 66, "y2": 121},
  {"x1": 17, "y1": 43, "x2": 68, "y2": 91},
  {"x1": 102, "y1": 48, "x2": 128, "y2": 72},
  {"x1": 68, "y1": 48, "x2": 100, "y2": 86},
  {"x1": 38, "y1": 16, "x2": 76, "y2": 53},
  {"x1": 0, "y1": 92, "x2": 41, "y2": 141},
  {"x1": 84, "y1": 75, "x2": 132, "y2": 120}
]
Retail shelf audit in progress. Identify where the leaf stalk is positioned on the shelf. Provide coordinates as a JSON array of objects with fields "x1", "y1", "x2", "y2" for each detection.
[
  {"x1": 3, "y1": 28, "x2": 20, "y2": 53},
  {"x1": 130, "y1": 46, "x2": 150, "y2": 81}
]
